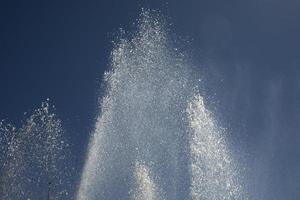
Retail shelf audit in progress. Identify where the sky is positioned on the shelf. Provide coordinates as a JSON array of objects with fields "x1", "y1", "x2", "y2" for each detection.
[{"x1": 1, "y1": 0, "x2": 300, "y2": 199}]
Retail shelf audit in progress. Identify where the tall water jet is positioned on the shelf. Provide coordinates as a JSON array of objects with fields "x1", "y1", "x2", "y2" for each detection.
[
  {"x1": 0, "y1": 101, "x2": 71, "y2": 199},
  {"x1": 78, "y1": 10, "x2": 244, "y2": 199}
]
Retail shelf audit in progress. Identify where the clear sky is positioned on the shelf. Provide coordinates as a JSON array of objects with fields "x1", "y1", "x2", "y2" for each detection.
[{"x1": 1, "y1": 0, "x2": 300, "y2": 199}]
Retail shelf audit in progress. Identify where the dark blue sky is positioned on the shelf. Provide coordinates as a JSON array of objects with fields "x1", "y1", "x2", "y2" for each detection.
[{"x1": 1, "y1": 0, "x2": 300, "y2": 199}]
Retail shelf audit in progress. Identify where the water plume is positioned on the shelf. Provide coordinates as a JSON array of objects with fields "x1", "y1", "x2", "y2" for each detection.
[
  {"x1": 77, "y1": 9, "x2": 245, "y2": 200},
  {"x1": 187, "y1": 95, "x2": 242, "y2": 199}
]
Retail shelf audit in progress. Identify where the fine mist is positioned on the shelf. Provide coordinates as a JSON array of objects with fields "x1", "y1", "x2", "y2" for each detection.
[{"x1": 77, "y1": 10, "x2": 245, "y2": 200}]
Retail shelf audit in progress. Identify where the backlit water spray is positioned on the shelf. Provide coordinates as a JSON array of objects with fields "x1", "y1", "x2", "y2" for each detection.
[
  {"x1": 77, "y1": 10, "x2": 245, "y2": 200},
  {"x1": 0, "y1": 101, "x2": 71, "y2": 199}
]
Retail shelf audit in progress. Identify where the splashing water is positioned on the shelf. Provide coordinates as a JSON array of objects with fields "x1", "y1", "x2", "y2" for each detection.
[
  {"x1": 77, "y1": 10, "x2": 244, "y2": 200},
  {"x1": 0, "y1": 101, "x2": 71, "y2": 199}
]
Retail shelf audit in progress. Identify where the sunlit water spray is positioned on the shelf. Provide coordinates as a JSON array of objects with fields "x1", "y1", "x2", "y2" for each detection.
[
  {"x1": 0, "y1": 101, "x2": 71, "y2": 199},
  {"x1": 130, "y1": 161, "x2": 161, "y2": 200},
  {"x1": 77, "y1": 10, "x2": 245, "y2": 200}
]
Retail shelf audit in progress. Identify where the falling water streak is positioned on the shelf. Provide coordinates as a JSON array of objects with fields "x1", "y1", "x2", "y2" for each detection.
[{"x1": 77, "y1": 9, "x2": 245, "y2": 200}]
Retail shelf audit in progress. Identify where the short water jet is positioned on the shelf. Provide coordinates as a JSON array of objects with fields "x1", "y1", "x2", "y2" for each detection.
[{"x1": 0, "y1": 101, "x2": 71, "y2": 200}]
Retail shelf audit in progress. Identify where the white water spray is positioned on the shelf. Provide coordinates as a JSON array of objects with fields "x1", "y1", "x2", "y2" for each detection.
[
  {"x1": 77, "y1": 10, "x2": 244, "y2": 200},
  {"x1": 131, "y1": 161, "x2": 161, "y2": 200},
  {"x1": 187, "y1": 95, "x2": 242, "y2": 199},
  {"x1": 0, "y1": 101, "x2": 71, "y2": 199}
]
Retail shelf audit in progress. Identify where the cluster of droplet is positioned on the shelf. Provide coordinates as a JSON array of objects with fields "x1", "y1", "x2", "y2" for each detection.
[{"x1": 0, "y1": 101, "x2": 71, "y2": 199}]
